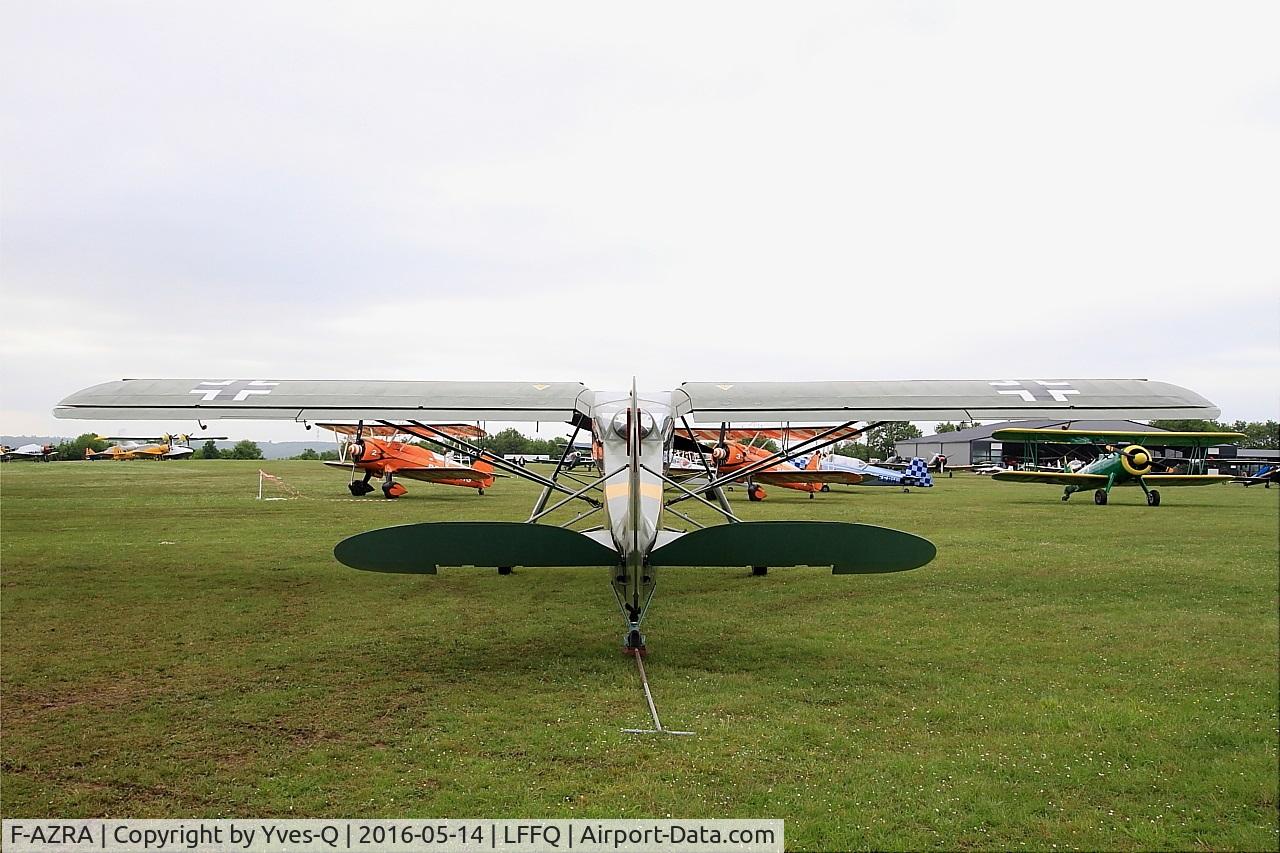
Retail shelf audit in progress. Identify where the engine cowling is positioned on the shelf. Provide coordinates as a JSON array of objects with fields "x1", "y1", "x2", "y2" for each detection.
[{"x1": 1119, "y1": 444, "x2": 1154, "y2": 476}]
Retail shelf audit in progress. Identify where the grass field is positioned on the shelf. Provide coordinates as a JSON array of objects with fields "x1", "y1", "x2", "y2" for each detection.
[{"x1": 1, "y1": 460, "x2": 1276, "y2": 850}]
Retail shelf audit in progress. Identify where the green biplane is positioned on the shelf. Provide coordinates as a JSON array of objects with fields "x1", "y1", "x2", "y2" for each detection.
[{"x1": 991, "y1": 428, "x2": 1245, "y2": 506}]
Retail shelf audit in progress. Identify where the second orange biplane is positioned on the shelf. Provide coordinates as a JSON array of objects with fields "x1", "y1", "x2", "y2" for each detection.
[
  {"x1": 320, "y1": 423, "x2": 497, "y2": 498},
  {"x1": 687, "y1": 426, "x2": 869, "y2": 500}
]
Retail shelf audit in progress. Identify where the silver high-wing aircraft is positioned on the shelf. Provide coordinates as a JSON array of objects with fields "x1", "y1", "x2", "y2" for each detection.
[{"x1": 56, "y1": 377, "x2": 1219, "y2": 650}]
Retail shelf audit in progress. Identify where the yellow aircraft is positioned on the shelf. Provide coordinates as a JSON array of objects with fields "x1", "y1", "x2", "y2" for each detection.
[{"x1": 86, "y1": 434, "x2": 225, "y2": 460}]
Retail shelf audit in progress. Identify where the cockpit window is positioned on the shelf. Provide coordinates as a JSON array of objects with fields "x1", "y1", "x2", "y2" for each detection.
[{"x1": 608, "y1": 408, "x2": 657, "y2": 440}]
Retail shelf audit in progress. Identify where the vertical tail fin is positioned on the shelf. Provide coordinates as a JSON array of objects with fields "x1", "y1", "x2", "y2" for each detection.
[{"x1": 905, "y1": 457, "x2": 933, "y2": 487}]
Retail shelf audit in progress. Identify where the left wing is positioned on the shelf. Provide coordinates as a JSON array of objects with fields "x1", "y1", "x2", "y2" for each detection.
[
  {"x1": 992, "y1": 470, "x2": 1109, "y2": 486},
  {"x1": 55, "y1": 379, "x2": 592, "y2": 423},
  {"x1": 678, "y1": 379, "x2": 1219, "y2": 421}
]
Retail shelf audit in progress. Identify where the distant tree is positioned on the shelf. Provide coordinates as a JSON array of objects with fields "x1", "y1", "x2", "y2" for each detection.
[
  {"x1": 229, "y1": 440, "x2": 263, "y2": 460},
  {"x1": 833, "y1": 440, "x2": 870, "y2": 460},
  {"x1": 868, "y1": 423, "x2": 922, "y2": 459},
  {"x1": 1149, "y1": 418, "x2": 1277, "y2": 450},
  {"x1": 318, "y1": 449, "x2": 340, "y2": 461},
  {"x1": 1149, "y1": 419, "x2": 1225, "y2": 433},
  {"x1": 292, "y1": 448, "x2": 320, "y2": 460},
  {"x1": 1229, "y1": 419, "x2": 1279, "y2": 450},
  {"x1": 934, "y1": 420, "x2": 980, "y2": 434},
  {"x1": 739, "y1": 436, "x2": 779, "y2": 452},
  {"x1": 195, "y1": 439, "x2": 222, "y2": 459},
  {"x1": 56, "y1": 433, "x2": 108, "y2": 461}
]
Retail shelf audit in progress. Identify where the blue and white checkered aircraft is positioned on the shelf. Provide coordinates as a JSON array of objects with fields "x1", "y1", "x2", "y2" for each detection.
[{"x1": 792, "y1": 453, "x2": 934, "y2": 490}]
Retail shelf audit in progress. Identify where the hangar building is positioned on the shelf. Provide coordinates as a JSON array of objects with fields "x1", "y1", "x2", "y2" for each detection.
[{"x1": 894, "y1": 420, "x2": 1169, "y2": 467}]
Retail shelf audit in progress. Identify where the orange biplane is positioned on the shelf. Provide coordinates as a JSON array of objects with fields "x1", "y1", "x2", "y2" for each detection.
[
  {"x1": 320, "y1": 423, "x2": 497, "y2": 498},
  {"x1": 686, "y1": 425, "x2": 870, "y2": 501}
]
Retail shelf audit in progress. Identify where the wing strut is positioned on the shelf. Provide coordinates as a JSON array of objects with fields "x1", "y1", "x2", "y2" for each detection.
[{"x1": 396, "y1": 420, "x2": 602, "y2": 511}]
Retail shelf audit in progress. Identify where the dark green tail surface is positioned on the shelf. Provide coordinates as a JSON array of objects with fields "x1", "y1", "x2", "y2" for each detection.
[
  {"x1": 648, "y1": 521, "x2": 935, "y2": 573},
  {"x1": 334, "y1": 521, "x2": 620, "y2": 573}
]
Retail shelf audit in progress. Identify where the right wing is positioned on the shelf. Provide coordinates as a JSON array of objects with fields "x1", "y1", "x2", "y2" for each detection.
[{"x1": 55, "y1": 379, "x2": 592, "y2": 424}]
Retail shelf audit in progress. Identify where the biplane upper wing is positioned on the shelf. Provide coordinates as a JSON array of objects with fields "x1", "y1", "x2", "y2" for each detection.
[
  {"x1": 318, "y1": 423, "x2": 489, "y2": 440},
  {"x1": 990, "y1": 428, "x2": 1246, "y2": 446},
  {"x1": 991, "y1": 470, "x2": 1109, "y2": 487},
  {"x1": 55, "y1": 380, "x2": 593, "y2": 423},
  {"x1": 677, "y1": 380, "x2": 1219, "y2": 421}
]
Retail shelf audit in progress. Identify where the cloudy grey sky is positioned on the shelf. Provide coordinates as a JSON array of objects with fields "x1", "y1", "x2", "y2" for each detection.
[{"x1": 2, "y1": 1, "x2": 1277, "y2": 441}]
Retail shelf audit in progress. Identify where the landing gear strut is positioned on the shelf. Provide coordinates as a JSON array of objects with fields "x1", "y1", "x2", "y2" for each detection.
[{"x1": 349, "y1": 472, "x2": 375, "y2": 496}]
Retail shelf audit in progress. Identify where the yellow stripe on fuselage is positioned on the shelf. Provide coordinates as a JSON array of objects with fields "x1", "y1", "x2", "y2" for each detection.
[{"x1": 603, "y1": 483, "x2": 664, "y2": 500}]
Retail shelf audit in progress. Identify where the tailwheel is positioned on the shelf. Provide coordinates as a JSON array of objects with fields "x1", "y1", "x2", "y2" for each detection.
[
  {"x1": 752, "y1": 566, "x2": 768, "y2": 576},
  {"x1": 623, "y1": 628, "x2": 647, "y2": 654},
  {"x1": 1093, "y1": 489, "x2": 1108, "y2": 505},
  {"x1": 820, "y1": 484, "x2": 830, "y2": 493},
  {"x1": 478, "y1": 487, "x2": 485, "y2": 496},
  {"x1": 1146, "y1": 489, "x2": 1161, "y2": 507}
]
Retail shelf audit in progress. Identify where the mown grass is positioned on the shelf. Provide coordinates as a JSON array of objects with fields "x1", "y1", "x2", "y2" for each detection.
[{"x1": 1, "y1": 460, "x2": 1276, "y2": 850}]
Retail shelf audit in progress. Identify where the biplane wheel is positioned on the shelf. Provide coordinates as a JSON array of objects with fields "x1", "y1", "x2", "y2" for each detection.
[
  {"x1": 497, "y1": 566, "x2": 512, "y2": 575},
  {"x1": 478, "y1": 488, "x2": 485, "y2": 496},
  {"x1": 624, "y1": 629, "x2": 646, "y2": 652},
  {"x1": 808, "y1": 491, "x2": 814, "y2": 499},
  {"x1": 752, "y1": 566, "x2": 768, "y2": 576},
  {"x1": 1093, "y1": 489, "x2": 1108, "y2": 505},
  {"x1": 1147, "y1": 489, "x2": 1161, "y2": 507},
  {"x1": 902, "y1": 487, "x2": 910, "y2": 493},
  {"x1": 747, "y1": 485, "x2": 764, "y2": 502},
  {"x1": 1061, "y1": 493, "x2": 1070, "y2": 502},
  {"x1": 820, "y1": 484, "x2": 830, "y2": 493}
]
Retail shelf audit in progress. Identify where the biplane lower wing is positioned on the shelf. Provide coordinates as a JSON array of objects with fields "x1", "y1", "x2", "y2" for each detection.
[
  {"x1": 1140, "y1": 474, "x2": 1235, "y2": 487},
  {"x1": 748, "y1": 470, "x2": 865, "y2": 486},
  {"x1": 396, "y1": 467, "x2": 498, "y2": 483},
  {"x1": 334, "y1": 522, "x2": 620, "y2": 573},
  {"x1": 991, "y1": 471, "x2": 1109, "y2": 487},
  {"x1": 321, "y1": 461, "x2": 493, "y2": 483},
  {"x1": 648, "y1": 521, "x2": 935, "y2": 574}
]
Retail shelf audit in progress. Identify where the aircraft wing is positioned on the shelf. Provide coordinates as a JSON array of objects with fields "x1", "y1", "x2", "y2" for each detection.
[
  {"x1": 395, "y1": 467, "x2": 493, "y2": 483},
  {"x1": 319, "y1": 422, "x2": 489, "y2": 440},
  {"x1": 55, "y1": 379, "x2": 592, "y2": 423},
  {"x1": 677, "y1": 379, "x2": 1219, "y2": 421},
  {"x1": 991, "y1": 470, "x2": 1109, "y2": 486},
  {"x1": 686, "y1": 425, "x2": 868, "y2": 442},
  {"x1": 747, "y1": 470, "x2": 865, "y2": 486},
  {"x1": 1140, "y1": 474, "x2": 1234, "y2": 487},
  {"x1": 991, "y1": 428, "x2": 1246, "y2": 446}
]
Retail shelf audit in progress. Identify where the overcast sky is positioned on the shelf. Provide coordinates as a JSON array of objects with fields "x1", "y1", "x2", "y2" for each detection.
[{"x1": 2, "y1": 2, "x2": 1277, "y2": 442}]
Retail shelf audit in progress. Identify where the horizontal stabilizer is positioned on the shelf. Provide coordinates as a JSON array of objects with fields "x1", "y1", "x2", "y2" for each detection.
[
  {"x1": 334, "y1": 522, "x2": 620, "y2": 574},
  {"x1": 648, "y1": 521, "x2": 935, "y2": 574}
]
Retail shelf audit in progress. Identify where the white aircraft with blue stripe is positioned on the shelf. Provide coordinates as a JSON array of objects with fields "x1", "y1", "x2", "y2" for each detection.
[{"x1": 792, "y1": 453, "x2": 934, "y2": 491}]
